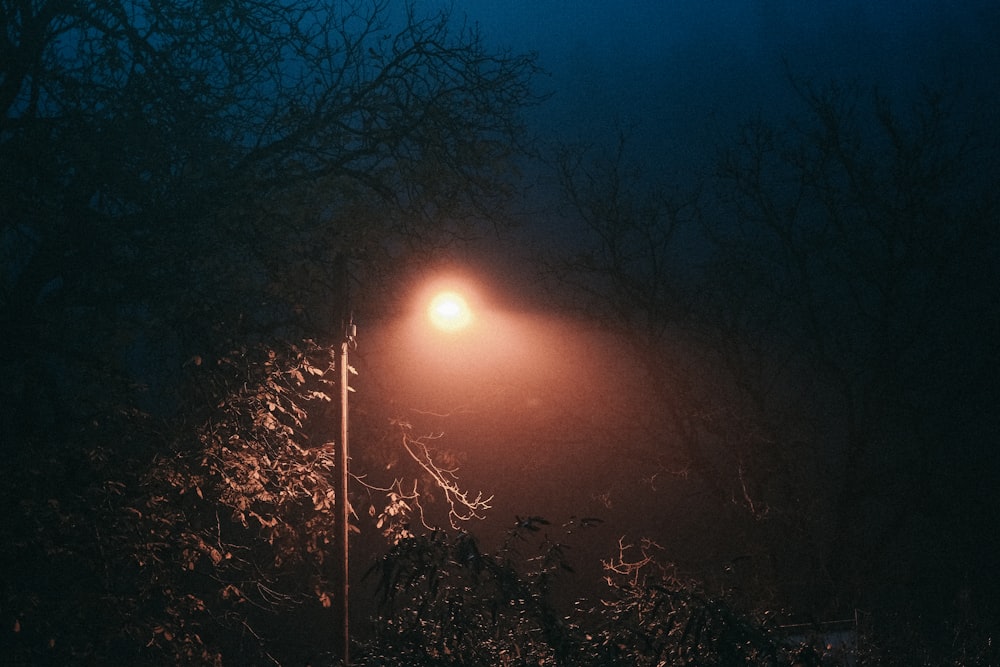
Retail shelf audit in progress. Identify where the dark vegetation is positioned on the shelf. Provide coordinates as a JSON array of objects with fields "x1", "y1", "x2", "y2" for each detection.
[{"x1": 2, "y1": 0, "x2": 998, "y2": 664}]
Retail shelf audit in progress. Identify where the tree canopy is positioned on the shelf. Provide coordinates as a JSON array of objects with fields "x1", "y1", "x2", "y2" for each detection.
[
  {"x1": 2, "y1": 0, "x2": 539, "y2": 662},
  {"x1": 1, "y1": 0, "x2": 540, "y2": 418}
]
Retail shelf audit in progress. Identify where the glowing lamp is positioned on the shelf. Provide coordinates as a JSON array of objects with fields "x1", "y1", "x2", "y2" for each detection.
[{"x1": 428, "y1": 291, "x2": 473, "y2": 332}]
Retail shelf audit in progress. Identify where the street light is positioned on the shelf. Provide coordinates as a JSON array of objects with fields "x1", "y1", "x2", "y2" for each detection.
[
  {"x1": 428, "y1": 290, "x2": 473, "y2": 332},
  {"x1": 334, "y1": 281, "x2": 473, "y2": 666}
]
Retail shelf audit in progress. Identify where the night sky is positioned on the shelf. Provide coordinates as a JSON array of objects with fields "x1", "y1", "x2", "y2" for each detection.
[{"x1": 456, "y1": 1, "x2": 999, "y2": 160}]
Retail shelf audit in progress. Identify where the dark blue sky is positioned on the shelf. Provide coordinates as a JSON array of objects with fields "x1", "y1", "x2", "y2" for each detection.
[{"x1": 431, "y1": 1, "x2": 999, "y2": 168}]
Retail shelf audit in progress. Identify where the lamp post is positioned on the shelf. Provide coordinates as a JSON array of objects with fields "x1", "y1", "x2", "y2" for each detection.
[
  {"x1": 335, "y1": 314, "x2": 355, "y2": 667},
  {"x1": 331, "y1": 251, "x2": 356, "y2": 667},
  {"x1": 332, "y1": 282, "x2": 470, "y2": 666},
  {"x1": 334, "y1": 320, "x2": 357, "y2": 667}
]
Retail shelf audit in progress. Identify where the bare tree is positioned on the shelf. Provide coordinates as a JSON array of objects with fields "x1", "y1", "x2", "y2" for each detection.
[
  {"x1": 1, "y1": 0, "x2": 540, "y2": 394},
  {"x1": 545, "y1": 78, "x2": 1000, "y2": 653},
  {"x1": 706, "y1": 79, "x2": 1000, "y2": 621}
]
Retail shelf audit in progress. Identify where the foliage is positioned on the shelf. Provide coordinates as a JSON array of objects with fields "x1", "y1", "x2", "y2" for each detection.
[
  {"x1": 589, "y1": 538, "x2": 781, "y2": 667},
  {"x1": 361, "y1": 516, "x2": 585, "y2": 666},
  {"x1": 113, "y1": 338, "x2": 490, "y2": 663},
  {"x1": 361, "y1": 521, "x2": 796, "y2": 667},
  {"x1": 0, "y1": 413, "x2": 155, "y2": 663}
]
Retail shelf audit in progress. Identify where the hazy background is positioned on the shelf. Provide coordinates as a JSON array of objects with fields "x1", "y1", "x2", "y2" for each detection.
[
  {"x1": 450, "y1": 0, "x2": 999, "y2": 166},
  {"x1": 359, "y1": 0, "x2": 1000, "y2": 589}
]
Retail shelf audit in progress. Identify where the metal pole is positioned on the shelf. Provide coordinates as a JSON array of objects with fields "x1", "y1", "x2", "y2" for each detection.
[
  {"x1": 335, "y1": 331, "x2": 352, "y2": 666},
  {"x1": 332, "y1": 253, "x2": 353, "y2": 666}
]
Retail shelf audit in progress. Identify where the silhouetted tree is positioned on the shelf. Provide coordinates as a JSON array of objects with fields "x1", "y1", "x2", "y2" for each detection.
[
  {"x1": 2, "y1": 0, "x2": 539, "y2": 425},
  {"x1": 545, "y1": 78, "x2": 1000, "y2": 663},
  {"x1": 705, "y1": 78, "x2": 1000, "y2": 658},
  {"x1": 1, "y1": 0, "x2": 538, "y2": 662}
]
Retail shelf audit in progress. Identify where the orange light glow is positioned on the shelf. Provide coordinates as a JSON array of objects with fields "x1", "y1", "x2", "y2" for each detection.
[{"x1": 428, "y1": 291, "x2": 473, "y2": 332}]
